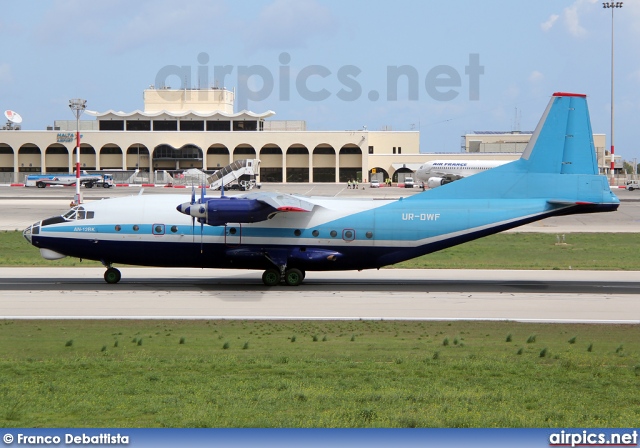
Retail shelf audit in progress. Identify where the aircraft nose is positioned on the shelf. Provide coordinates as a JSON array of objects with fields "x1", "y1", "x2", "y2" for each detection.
[{"x1": 23, "y1": 222, "x2": 39, "y2": 244}]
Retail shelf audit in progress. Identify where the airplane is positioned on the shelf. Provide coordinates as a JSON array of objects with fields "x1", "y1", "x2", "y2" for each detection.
[
  {"x1": 23, "y1": 92, "x2": 619, "y2": 286},
  {"x1": 415, "y1": 159, "x2": 510, "y2": 188},
  {"x1": 25, "y1": 173, "x2": 114, "y2": 189}
]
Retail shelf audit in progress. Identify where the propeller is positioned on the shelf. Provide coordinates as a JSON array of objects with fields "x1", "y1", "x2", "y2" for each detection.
[
  {"x1": 189, "y1": 186, "x2": 196, "y2": 243},
  {"x1": 199, "y1": 184, "x2": 205, "y2": 253}
]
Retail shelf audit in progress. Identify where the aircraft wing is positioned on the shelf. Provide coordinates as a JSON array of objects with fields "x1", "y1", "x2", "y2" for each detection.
[{"x1": 242, "y1": 191, "x2": 316, "y2": 212}]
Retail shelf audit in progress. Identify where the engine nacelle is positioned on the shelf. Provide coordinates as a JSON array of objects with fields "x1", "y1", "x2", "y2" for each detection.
[
  {"x1": 427, "y1": 177, "x2": 446, "y2": 188},
  {"x1": 177, "y1": 197, "x2": 274, "y2": 226},
  {"x1": 427, "y1": 177, "x2": 457, "y2": 188}
]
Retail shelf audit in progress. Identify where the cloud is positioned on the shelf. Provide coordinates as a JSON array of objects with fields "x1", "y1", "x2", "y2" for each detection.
[
  {"x1": 542, "y1": 0, "x2": 598, "y2": 38},
  {"x1": 529, "y1": 70, "x2": 544, "y2": 83},
  {"x1": 242, "y1": 0, "x2": 339, "y2": 54},
  {"x1": 541, "y1": 14, "x2": 559, "y2": 32},
  {"x1": 564, "y1": 3, "x2": 587, "y2": 37}
]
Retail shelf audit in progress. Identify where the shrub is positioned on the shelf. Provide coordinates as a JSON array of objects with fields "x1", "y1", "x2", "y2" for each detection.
[
  {"x1": 222, "y1": 342, "x2": 230, "y2": 350},
  {"x1": 539, "y1": 348, "x2": 547, "y2": 358},
  {"x1": 179, "y1": 337, "x2": 185, "y2": 345},
  {"x1": 526, "y1": 335, "x2": 537, "y2": 343},
  {"x1": 506, "y1": 334, "x2": 512, "y2": 342},
  {"x1": 568, "y1": 336, "x2": 577, "y2": 344}
]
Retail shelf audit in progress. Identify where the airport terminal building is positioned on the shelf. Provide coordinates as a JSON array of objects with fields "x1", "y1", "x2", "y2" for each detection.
[
  {"x1": 0, "y1": 88, "x2": 427, "y2": 184},
  {"x1": 0, "y1": 87, "x2": 615, "y2": 184}
]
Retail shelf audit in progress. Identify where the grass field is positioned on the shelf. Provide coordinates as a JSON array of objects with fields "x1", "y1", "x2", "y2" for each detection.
[
  {"x1": 5, "y1": 230, "x2": 640, "y2": 270},
  {"x1": 0, "y1": 320, "x2": 638, "y2": 427}
]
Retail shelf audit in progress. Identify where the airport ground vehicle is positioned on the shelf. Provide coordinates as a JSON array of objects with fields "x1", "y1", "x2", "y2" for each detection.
[
  {"x1": 626, "y1": 180, "x2": 639, "y2": 191},
  {"x1": 403, "y1": 177, "x2": 415, "y2": 188},
  {"x1": 370, "y1": 179, "x2": 380, "y2": 188}
]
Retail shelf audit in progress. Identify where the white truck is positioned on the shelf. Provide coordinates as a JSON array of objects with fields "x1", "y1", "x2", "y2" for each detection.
[
  {"x1": 25, "y1": 173, "x2": 114, "y2": 188},
  {"x1": 625, "y1": 180, "x2": 639, "y2": 191}
]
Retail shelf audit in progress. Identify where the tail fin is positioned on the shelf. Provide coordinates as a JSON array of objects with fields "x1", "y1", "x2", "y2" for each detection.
[
  {"x1": 414, "y1": 92, "x2": 618, "y2": 205},
  {"x1": 521, "y1": 92, "x2": 598, "y2": 175}
]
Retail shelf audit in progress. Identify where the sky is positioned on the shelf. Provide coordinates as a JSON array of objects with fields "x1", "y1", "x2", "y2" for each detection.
[{"x1": 1, "y1": 0, "x2": 639, "y2": 162}]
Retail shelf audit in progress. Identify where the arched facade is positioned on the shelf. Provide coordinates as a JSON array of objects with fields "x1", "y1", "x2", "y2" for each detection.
[
  {"x1": 286, "y1": 144, "x2": 309, "y2": 182},
  {"x1": 100, "y1": 144, "x2": 124, "y2": 170},
  {"x1": 153, "y1": 143, "x2": 203, "y2": 170},
  {"x1": 126, "y1": 144, "x2": 150, "y2": 171},
  {"x1": 393, "y1": 167, "x2": 413, "y2": 183},
  {"x1": 233, "y1": 144, "x2": 256, "y2": 162},
  {"x1": 18, "y1": 144, "x2": 42, "y2": 173},
  {"x1": 0, "y1": 144, "x2": 14, "y2": 174},
  {"x1": 338, "y1": 144, "x2": 362, "y2": 182},
  {"x1": 312, "y1": 144, "x2": 336, "y2": 182},
  {"x1": 207, "y1": 145, "x2": 230, "y2": 169},
  {"x1": 45, "y1": 144, "x2": 69, "y2": 173},
  {"x1": 260, "y1": 144, "x2": 283, "y2": 182},
  {"x1": 369, "y1": 167, "x2": 389, "y2": 182}
]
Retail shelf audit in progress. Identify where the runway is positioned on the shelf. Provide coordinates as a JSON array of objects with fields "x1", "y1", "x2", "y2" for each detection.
[{"x1": 1, "y1": 268, "x2": 638, "y2": 323}]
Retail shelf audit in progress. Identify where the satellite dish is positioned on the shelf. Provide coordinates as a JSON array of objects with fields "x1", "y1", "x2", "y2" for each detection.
[{"x1": 4, "y1": 110, "x2": 23, "y2": 124}]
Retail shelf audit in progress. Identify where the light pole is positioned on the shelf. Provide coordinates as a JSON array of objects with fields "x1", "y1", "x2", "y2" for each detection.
[
  {"x1": 69, "y1": 98, "x2": 87, "y2": 205},
  {"x1": 603, "y1": 2, "x2": 623, "y2": 185}
]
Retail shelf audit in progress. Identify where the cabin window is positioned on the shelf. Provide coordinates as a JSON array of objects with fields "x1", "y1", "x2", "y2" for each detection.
[
  {"x1": 86, "y1": 211, "x2": 94, "y2": 219},
  {"x1": 133, "y1": 225, "x2": 139, "y2": 231},
  {"x1": 171, "y1": 226, "x2": 178, "y2": 233},
  {"x1": 115, "y1": 225, "x2": 121, "y2": 232},
  {"x1": 366, "y1": 231, "x2": 373, "y2": 239},
  {"x1": 312, "y1": 230, "x2": 319, "y2": 237},
  {"x1": 229, "y1": 227, "x2": 237, "y2": 235},
  {"x1": 343, "y1": 230, "x2": 355, "y2": 241},
  {"x1": 330, "y1": 230, "x2": 337, "y2": 238},
  {"x1": 294, "y1": 229, "x2": 301, "y2": 236}
]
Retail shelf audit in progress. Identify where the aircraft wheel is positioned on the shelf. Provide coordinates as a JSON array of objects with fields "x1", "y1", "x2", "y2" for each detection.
[
  {"x1": 262, "y1": 268, "x2": 280, "y2": 286},
  {"x1": 284, "y1": 268, "x2": 303, "y2": 287},
  {"x1": 104, "y1": 267, "x2": 121, "y2": 284}
]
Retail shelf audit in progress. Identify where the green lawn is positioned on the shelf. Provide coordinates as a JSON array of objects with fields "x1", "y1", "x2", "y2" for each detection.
[{"x1": 0, "y1": 320, "x2": 638, "y2": 427}]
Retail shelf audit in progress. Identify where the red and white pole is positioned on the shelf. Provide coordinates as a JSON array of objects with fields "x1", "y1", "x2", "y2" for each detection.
[
  {"x1": 75, "y1": 119, "x2": 81, "y2": 205},
  {"x1": 69, "y1": 98, "x2": 86, "y2": 205}
]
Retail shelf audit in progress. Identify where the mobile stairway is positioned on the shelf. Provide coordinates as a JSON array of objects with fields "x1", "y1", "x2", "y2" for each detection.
[{"x1": 208, "y1": 159, "x2": 260, "y2": 191}]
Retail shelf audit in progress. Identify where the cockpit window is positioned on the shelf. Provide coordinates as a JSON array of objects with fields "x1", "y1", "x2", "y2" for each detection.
[{"x1": 62, "y1": 206, "x2": 95, "y2": 221}]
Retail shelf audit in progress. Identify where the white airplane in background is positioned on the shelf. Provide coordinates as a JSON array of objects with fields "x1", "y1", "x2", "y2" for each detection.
[
  {"x1": 23, "y1": 93, "x2": 619, "y2": 286},
  {"x1": 415, "y1": 159, "x2": 510, "y2": 188}
]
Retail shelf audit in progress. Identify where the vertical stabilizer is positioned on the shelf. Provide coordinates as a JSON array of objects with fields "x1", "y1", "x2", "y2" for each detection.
[{"x1": 521, "y1": 93, "x2": 598, "y2": 175}]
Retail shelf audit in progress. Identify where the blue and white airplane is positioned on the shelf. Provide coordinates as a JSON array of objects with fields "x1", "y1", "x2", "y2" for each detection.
[{"x1": 23, "y1": 93, "x2": 619, "y2": 286}]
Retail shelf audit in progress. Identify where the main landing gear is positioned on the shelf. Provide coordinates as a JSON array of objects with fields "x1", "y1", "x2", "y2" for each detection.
[{"x1": 261, "y1": 267, "x2": 305, "y2": 286}]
